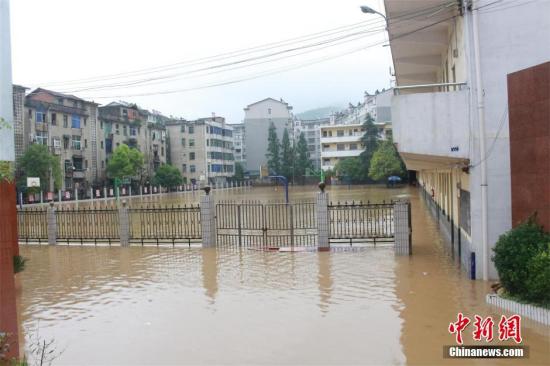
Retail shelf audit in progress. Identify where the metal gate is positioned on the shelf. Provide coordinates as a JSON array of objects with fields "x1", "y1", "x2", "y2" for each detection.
[{"x1": 216, "y1": 202, "x2": 317, "y2": 248}]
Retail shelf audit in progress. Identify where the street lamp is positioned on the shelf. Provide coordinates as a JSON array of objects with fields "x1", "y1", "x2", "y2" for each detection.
[{"x1": 360, "y1": 5, "x2": 387, "y2": 28}]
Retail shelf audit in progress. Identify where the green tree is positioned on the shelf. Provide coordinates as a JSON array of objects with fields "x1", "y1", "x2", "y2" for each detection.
[
  {"x1": 368, "y1": 140, "x2": 406, "y2": 181},
  {"x1": 294, "y1": 132, "x2": 313, "y2": 184},
  {"x1": 152, "y1": 164, "x2": 182, "y2": 189},
  {"x1": 17, "y1": 144, "x2": 62, "y2": 191},
  {"x1": 360, "y1": 113, "x2": 381, "y2": 177},
  {"x1": 234, "y1": 162, "x2": 244, "y2": 181},
  {"x1": 335, "y1": 157, "x2": 365, "y2": 184},
  {"x1": 280, "y1": 128, "x2": 294, "y2": 181},
  {"x1": 265, "y1": 122, "x2": 280, "y2": 175},
  {"x1": 106, "y1": 144, "x2": 144, "y2": 180}
]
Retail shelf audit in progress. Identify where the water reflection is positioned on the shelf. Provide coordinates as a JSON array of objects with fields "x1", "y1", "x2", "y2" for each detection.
[
  {"x1": 317, "y1": 252, "x2": 332, "y2": 314},
  {"x1": 201, "y1": 248, "x2": 218, "y2": 304}
]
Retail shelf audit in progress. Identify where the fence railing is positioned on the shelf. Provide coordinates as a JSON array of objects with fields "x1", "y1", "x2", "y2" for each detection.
[
  {"x1": 17, "y1": 207, "x2": 48, "y2": 243},
  {"x1": 129, "y1": 204, "x2": 201, "y2": 245},
  {"x1": 328, "y1": 201, "x2": 395, "y2": 244},
  {"x1": 216, "y1": 201, "x2": 317, "y2": 248},
  {"x1": 56, "y1": 207, "x2": 119, "y2": 244}
]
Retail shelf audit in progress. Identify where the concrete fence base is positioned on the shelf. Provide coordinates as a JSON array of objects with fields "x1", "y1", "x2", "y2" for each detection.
[
  {"x1": 486, "y1": 294, "x2": 550, "y2": 325},
  {"x1": 394, "y1": 201, "x2": 412, "y2": 255},
  {"x1": 200, "y1": 192, "x2": 216, "y2": 248},
  {"x1": 316, "y1": 191, "x2": 329, "y2": 250}
]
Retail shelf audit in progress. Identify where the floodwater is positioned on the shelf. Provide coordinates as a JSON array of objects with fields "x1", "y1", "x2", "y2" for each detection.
[{"x1": 15, "y1": 186, "x2": 550, "y2": 365}]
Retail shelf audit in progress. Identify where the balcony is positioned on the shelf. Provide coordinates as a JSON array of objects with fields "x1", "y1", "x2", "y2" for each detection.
[
  {"x1": 391, "y1": 83, "x2": 470, "y2": 170},
  {"x1": 320, "y1": 149, "x2": 362, "y2": 158},
  {"x1": 72, "y1": 170, "x2": 85, "y2": 179},
  {"x1": 319, "y1": 134, "x2": 362, "y2": 144}
]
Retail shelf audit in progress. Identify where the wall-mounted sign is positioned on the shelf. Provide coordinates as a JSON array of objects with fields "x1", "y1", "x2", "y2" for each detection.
[
  {"x1": 451, "y1": 146, "x2": 460, "y2": 152},
  {"x1": 27, "y1": 177, "x2": 40, "y2": 187}
]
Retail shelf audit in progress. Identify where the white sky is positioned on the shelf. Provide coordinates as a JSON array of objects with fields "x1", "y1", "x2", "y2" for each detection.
[{"x1": 10, "y1": 0, "x2": 392, "y2": 122}]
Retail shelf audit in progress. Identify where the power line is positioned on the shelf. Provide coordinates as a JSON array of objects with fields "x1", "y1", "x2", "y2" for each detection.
[{"x1": 41, "y1": 1, "x2": 457, "y2": 88}]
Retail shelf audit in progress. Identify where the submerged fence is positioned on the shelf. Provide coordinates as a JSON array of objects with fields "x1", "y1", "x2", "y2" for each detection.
[{"x1": 17, "y1": 192, "x2": 411, "y2": 253}]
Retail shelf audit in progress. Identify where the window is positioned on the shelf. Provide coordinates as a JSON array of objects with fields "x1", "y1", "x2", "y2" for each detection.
[
  {"x1": 161, "y1": 147, "x2": 164, "y2": 156},
  {"x1": 190, "y1": 165, "x2": 196, "y2": 173},
  {"x1": 180, "y1": 125, "x2": 185, "y2": 133},
  {"x1": 71, "y1": 115, "x2": 81, "y2": 128},
  {"x1": 268, "y1": 108, "x2": 272, "y2": 115},
  {"x1": 188, "y1": 126, "x2": 194, "y2": 134},
  {"x1": 63, "y1": 136, "x2": 69, "y2": 149},
  {"x1": 182, "y1": 164, "x2": 187, "y2": 173},
  {"x1": 101, "y1": 160, "x2": 104, "y2": 168},
  {"x1": 84, "y1": 118, "x2": 87, "y2": 126},
  {"x1": 336, "y1": 144, "x2": 345, "y2": 151},
  {"x1": 189, "y1": 139, "x2": 195, "y2": 147},
  {"x1": 123, "y1": 126, "x2": 127, "y2": 136},
  {"x1": 35, "y1": 131, "x2": 47, "y2": 145},
  {"x1": 84, "y1": 139, "x2": 88, "y2": 148},
  {"x1": 101, "y1": 141, "x2": 104, "y2": 149},
  {"x1": 189, "y1": 152, "x2": 195, "y2": 160},
  {"x1": 337, "y1": 130, "x2": 344, "y2": 137},
  {"x1": 130, "y1": 127, "x2": 138, "y2": 136},
  {"x1": 100, "y1": 121, "x2": 104, "y2": 129},
  {"x1": 349, "y1": 143, "x2": 358, "y2": 150},
  {"x1": 36, "y1": 111, "x2": 45, "y2": 123},
  {"x1": 322, "y1": 131, "x2": 327, "y2": 137},
  {"x1": 181, "y1": 138, "x2": 186, "y2": 146},
  {"x1": 63, "y1": 115, "x2": 68, "y2": 128},
  {"x1": 52, "y1": 137, "x2": 61, "y2": 148},
  {"x1": 51, "y1": 113, "x2": 57, "y2": 125},
  {"x1": 28, "y1": 109, "x2": 33, "y2": 120},
  {"x1": 58, "y1": 98, "x2": 63, "y2": 105},
  {"x1": 348, "y1": 130, "x2": 353, "y2": 136},
  {"x1": 72, "y1": 136, "x2": 81, "y2": 150}
]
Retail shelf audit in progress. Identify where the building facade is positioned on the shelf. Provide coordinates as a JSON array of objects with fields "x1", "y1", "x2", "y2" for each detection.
[
  {"x1": 24, "y1": 88, "x2": 100, "y2": 192},
  {"x1": 98, "y1": 101, "x2": 167, "y2": 183},
  {"x1": 167, "y1": 116, "x2": 234, "y2": 185},
  {"x1": 243, "y1": 98, "x2": 294, "y2": 176},
  {"x1": 293, "y1": 118, "x2": 330, "y2": 170},
  {"x1": 319, "y1": 123, "x2": 365, "y2": 171},
  {"x1": 231, "y1": 122, "x2": 246, "y2": 168},
  {"x1": 385, "y1": 0, "x2": 550, "y2": 280},
  {"x1": 12, "y1": 84, "x2": 26, "y2": 163}
]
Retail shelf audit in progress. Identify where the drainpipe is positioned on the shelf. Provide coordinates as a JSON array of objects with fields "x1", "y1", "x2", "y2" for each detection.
[{"x1": 471, "y1": 0, "x2": 489, "y2": 280}]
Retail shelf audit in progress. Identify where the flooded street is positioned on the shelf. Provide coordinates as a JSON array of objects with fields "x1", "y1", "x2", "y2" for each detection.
[{"x1": 16, "y1": 186, "x2": 550, "y2": 365}]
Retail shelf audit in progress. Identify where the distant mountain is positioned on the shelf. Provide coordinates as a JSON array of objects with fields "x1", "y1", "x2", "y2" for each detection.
[{"x1": 295, "y1": 106, "x2": 342, "y2": 120}]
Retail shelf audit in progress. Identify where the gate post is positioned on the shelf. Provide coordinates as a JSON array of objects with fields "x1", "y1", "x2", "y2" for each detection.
[
  {"x1": 200, "y1": 187, "x2": 216, "y2": 247},
  {"x1": 316, "y1": 183, "x2": 330, "y2": 251},
  {"x1": 394, "y1": 200, "x2": 412, "y2": 255},
  {"x1": 47, "y1": 202, "x2": 57, "y2": 245},
  {"x1": 118, "y1": 200, "x2": 130, "y2": 247}
]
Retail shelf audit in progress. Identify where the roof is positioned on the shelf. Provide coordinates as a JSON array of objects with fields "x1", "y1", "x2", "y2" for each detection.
[
  {"x1": 28, "y1": 88, "x2": 97, "y2": 105},
  {"x1": 243, "y1": 97, "x2": 292, "y2": 110}
]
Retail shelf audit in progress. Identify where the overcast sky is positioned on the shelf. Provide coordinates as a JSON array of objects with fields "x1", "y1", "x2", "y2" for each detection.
[{"x1": 11, "y1": 0, "x2": 392, "y2": 123}]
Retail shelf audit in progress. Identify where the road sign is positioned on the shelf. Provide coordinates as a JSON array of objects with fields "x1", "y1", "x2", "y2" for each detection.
[{"x1": 27, "y1": 177, "x2": 40, "y2": 188}]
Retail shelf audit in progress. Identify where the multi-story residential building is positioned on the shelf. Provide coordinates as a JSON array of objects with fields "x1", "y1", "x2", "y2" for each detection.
[
  {"x1": 293, "y1": 118, "x2": 330, "y2": 170},
  {"x1": 364, "y1": 89, "x2": 393, "y2": 124},
  {"x1": 231, "y1": 122, "x2": 246, "y2": 167},
  {"x1": 166, "y1": 116, "x2": 234, "y2": 185},
  {"x1": 319, "y1": 123, "x2": 365, "y2": 171},
  {"x1": 384, "y1": 0, "x2": 550, "y2": 280},
  {"x1": 98, "y1": 101, "x2": 167, "y2": 182},
  {"x1": 24, "y1": 88, "x2": 100, "y2": 192},
  {"x1": 12, "y1": 84, "x2": 27, "y2": 163},
  {"x1": 243, "y1": 98, "x2": 294, "y2": 176}
]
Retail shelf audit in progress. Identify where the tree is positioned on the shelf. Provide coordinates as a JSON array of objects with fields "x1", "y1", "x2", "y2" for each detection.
[
  {"x1": 17, "y1": 144, "x2": 62, "y2": 191},
  {"x1": 294, "y1": 132, "x2": 313, "y2": 184},
  {"x1": 234, "y1": 162, "x2": 244, "y2": 181},
  {"x1": 265, "y1": 122, "x2": 280, "y2": 175},
  {"x1": 360, "y1": 113, "x2": 381, "y2": 177},
  {"x1": 106, "y1": 144, "x2": 144, "y2": 181},
  {"x1": 368, "y1": 140, "x2": 406, "y2": 181},
  {"x1": 152, "y1": 164, "x2": 183, "y2": 189},
  {"x1": 335, "y1": 157, "x2": 365, "y2": 184},
  {"x1": 280, "y1": 128, "x2": 294, "y2": 181}
]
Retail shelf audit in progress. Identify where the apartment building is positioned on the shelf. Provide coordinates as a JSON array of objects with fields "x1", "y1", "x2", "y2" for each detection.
[
  {"x1": 24, "y1": 88, "x2": 100, "y2": 192},
  {"x1": 98, "y1": 101, "x2": 167, "y2": 182},
  {"x1": 319, "y1": 123, "x2": 365, "y2": 171},
  {"x1": 243, "y1": 98, "x2": 294, "y2": 176},
  {"x1": 293, "y1": 118, "x2": 330, "y2": 170},
  {"x1": 166, "y1": 116, "x2": 234, "y2": 185},
  {"x1": 384, "y1": 0, "x2": 550, "y2": 280},
  {"x1": 231, "y1": 122, "x2": 246, "y2": 167},
  {"x1": 12, "y1": 84, "x2": 27, "y2": 162}
]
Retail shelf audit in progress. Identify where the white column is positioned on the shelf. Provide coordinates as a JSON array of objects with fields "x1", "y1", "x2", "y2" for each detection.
[
  {"x1": 316, "y1": 189, "x2": 329, "y2": 250},
  {"x1": 200, "y1": 188, "x2": 216, "y2": 248}
]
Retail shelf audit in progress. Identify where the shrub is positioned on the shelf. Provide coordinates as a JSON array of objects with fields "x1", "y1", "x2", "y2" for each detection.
[
  {"x1": 13, "y1": 255, "x2": 27, "y2": 274},
  {"x1": 493, "y1": 218, "x2": 550, "y2": 305},
  {"x1": 525, "y1": 245, "x2": 550, "y2": 306}
]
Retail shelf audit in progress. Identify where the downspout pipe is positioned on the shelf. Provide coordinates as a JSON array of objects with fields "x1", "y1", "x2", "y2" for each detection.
[{"x1": 471, "y1": 0, "x2": 489, "y2": 280}]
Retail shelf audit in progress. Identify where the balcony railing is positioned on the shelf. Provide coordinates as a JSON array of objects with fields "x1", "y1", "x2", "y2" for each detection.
[{"x1": 393, "y1": 82, "x2": 467, "y2": 95}]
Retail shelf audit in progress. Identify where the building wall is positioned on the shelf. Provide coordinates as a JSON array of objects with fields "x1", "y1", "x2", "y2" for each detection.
[
  {"x1": 320, "y1": 124, "x2": 364, "y2": 171},
  {"x1": 508, "y1": 62, "x2": 550, "y2": 230},
  {"x1": 12, "y1": 85, "x2": 26, "y2": 162},
  {"x1": 243, "y1": 98, "x2": 293, "y2": 175}
]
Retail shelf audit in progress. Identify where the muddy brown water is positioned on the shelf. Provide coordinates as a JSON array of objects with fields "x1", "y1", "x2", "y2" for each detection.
[{"x1": 15, "y1": 186, "x2": 550, "y2": 365}]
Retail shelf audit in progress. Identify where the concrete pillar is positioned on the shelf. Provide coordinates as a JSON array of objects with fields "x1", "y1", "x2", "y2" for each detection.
[
  {"x1": 103, "y1": 186, "x2": 107, "y2": 199},
  {"x1": 129, "y1": 186, "x2": 132, "y2": 197},
  {"x1": 58, "y1": 189, "x2": 62, "y2": 203},
  {"x1": 118, "y1": 200, "x2": 130, "y2": 247},
  {"x1": 18, "y1": 191, "x2": 22, "y2": 208},
  {"x1": 200, "y1": 187, "x2": 216, "y2": 248},
  {"x1": 40, "y1": 191, "x2": 43, "y2": 203},
  {"x1": 394, "y1": 201, "x2": 412, "y2": 255},
  {"x1": 47, "y1": 201, "x2": 57, "y2": 245},
  {"x1": 316, "y1": 183, "x2": 330, "y2": 251},
  {"x1": 90, "y1": 188, "x2": 93, "y2": 200}
]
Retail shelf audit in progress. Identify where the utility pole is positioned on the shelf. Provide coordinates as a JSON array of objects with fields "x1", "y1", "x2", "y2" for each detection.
[{"x1": 0, "y1": 0, "x2": 20, "y2": 359}]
